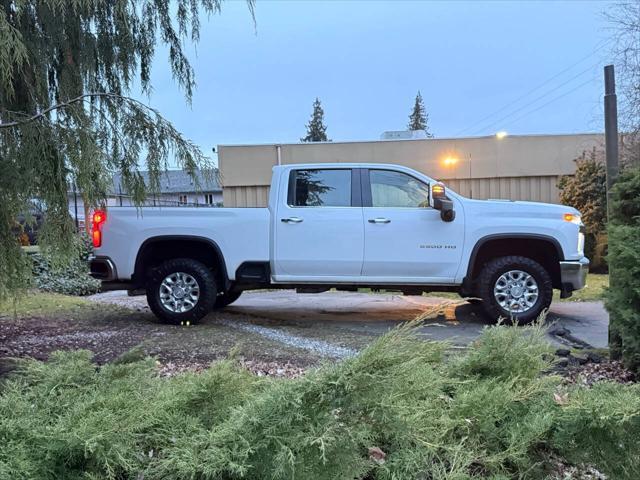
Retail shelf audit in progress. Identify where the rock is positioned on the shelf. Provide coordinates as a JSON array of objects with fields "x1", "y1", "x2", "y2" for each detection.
[
  {"x1": 549, "y1": 327, "x2": 570, "y2": 337},
  {"x1": 556, "y1": 358, "x2": 569, "y2": 368},
  {"x1": 368, "y1": 446, "x2": 386, "y2": 465},
  {"x1": 586, "y1": 352, "x2": 603, "y2": 364},
  {"x1": 572, "y1": 354, "x2": 588, "y2": 365},
  {"x1": 555, "y1": 348, "x2": 571, "y2": 357}
]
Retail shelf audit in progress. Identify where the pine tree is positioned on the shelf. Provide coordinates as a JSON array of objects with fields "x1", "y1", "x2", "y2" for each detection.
[
  {"x1": 0, "y1": 0, "x2": 254, "y2": 299},
  {"x1": 301, "y1": 98, "x2": 329, "y2": 142},
  {"x1": 407, "y1": 91, "x2": 433, "y2": 137}
]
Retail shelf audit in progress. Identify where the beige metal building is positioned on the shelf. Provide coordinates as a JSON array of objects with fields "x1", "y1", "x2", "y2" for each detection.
[{"x1": 218, "y1": 133, "x2": 604, "y2": 207}]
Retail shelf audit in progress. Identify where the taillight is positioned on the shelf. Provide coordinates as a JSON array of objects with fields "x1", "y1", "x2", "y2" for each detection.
[{"x1": 92, "y1": 210, "x2": 106, "y2": 247}]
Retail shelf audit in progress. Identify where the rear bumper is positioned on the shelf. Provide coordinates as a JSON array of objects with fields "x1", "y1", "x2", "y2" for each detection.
[
  {"x1": 89, "y1": 256, "x2": 117, "y2": 281},
  {"x1": 560, "y1": 257, "x2": 590, "y2": 294}
]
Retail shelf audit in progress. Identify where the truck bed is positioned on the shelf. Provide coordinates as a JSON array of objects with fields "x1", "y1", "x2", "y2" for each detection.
[{"x1": 97, "y1": 207, "x2": 271, "y2": 280}]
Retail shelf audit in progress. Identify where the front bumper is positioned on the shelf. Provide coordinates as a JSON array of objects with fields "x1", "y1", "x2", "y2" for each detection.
[{"x1": 559, "y1": 257, "x2": 590, "y2": 296}]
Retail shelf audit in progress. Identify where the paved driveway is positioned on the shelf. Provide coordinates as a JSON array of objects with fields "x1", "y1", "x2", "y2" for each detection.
[
  {"x1": 90, "y1": 289, "x2": 609, "y2": 357},
  {"x1": 228, "y1": 290, "x2": 609, "y2": 349}
]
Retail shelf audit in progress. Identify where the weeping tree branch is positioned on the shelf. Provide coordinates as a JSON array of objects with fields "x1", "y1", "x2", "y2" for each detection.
[
  {"x1": 0, "y1": 0, "x2": 253, "y2": 300},
  {"x1": 1, "y1": 90, "x2": 217, "y2": 197},
  {"x1": 0, "y1": 92, "x2": 161, "y2": 129}
]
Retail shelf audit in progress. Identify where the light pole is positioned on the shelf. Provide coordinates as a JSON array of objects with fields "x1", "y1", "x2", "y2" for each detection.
[
  {"x1": 494, "y1": 131, "x2": 508, "y2": 200},
  {"x1": 468, "y1": 153, "x2": 472, "y2": 198}
]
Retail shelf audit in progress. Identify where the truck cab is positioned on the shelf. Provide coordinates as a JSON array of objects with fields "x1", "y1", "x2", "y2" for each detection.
[
  {"x1": 272, "y1": 165, "x2": 464, "y2": 284},
  {"x1": 90, "y1": 163, "x2": 589, "y2": 324}
]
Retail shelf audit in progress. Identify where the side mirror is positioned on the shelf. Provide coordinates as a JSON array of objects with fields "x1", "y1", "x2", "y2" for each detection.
[
  {"x1": 432, "y1": 183, "x2": 456, "y2": 222},
  {"x1": 438, "y1": 199, "x2": 456, "y2": 222}
]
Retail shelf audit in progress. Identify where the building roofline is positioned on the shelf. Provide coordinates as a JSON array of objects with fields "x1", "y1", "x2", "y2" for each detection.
[{"x1": 217, "y1": 132, "x2": 604, "y2": 149}]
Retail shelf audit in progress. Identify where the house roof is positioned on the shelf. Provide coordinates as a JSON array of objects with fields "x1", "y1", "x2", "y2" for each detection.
[{"x1": 110, "y1": 169, "x2": 221, "y2": 195}]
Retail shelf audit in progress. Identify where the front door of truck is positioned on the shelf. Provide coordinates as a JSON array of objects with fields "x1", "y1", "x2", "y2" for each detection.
[
  {"x1": 361, "y1": 169, "x2": 464, "y2": 282},
  {"x1": 274, "y1": 168, "x2": 364, "y2": 280}
]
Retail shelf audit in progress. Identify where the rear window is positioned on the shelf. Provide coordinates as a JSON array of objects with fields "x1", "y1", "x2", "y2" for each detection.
[{"x1": 290, "y1": 169, "x2": 352, "y2": 207}]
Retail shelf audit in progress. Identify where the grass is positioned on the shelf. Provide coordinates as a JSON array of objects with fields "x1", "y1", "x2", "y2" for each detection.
[
  {"x1": 0, "y1": 321, "x2": 638, "y2": 479},
  {"x1": 556, "y1": 273, "x2": 608, "y2": 302},
  {"x1": 0, "y1": 291, "x2": 91, "y2": 318}
]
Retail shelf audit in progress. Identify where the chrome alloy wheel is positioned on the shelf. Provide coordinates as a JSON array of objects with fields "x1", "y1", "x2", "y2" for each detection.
[
  {"x1": 159, "y1": 272, "x2": 200, "y2": 313},
  {"x1": 493, "y1": 270, "x2": 539, "y2": 313}
]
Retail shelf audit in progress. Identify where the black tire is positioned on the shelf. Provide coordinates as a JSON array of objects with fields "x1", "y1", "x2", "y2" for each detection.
[
  {"x1": 213, "y1": 290, "x2": 242, "y2": 309},
  {"x1": 146, "y1": 258, "x2": 217, "y2": 324},
  {"x1": 477, "y1": 255, "x2": 552, "y2": 324}
]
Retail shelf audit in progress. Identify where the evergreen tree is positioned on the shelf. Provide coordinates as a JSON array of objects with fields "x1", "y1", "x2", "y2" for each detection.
[
  {"x1": 558, "y1": 148, "x2": 607, "y2": 268},
  {"x1": 407, "y1": 91, "x2": 433, "y2": 137},
  {"x1": 606, "y1": 166, "x2": 640, "y2": 371},
  {"x1": 301, "y1": 98, "x2": 329, "y2": 142},
  {"x1": 0, "y1": 0, "x2": 254, "y2": 298}
]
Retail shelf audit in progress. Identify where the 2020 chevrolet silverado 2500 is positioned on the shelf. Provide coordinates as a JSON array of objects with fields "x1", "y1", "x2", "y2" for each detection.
[{"x1": 89, "y1": 163, "x2": 589, "y2": 324}]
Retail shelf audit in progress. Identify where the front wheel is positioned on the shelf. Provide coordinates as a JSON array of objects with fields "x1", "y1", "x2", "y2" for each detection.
[
  {"x1": 477, "y1": 255, "x2": 552, "y2": 324},
  {"x1": 146, "y1": 258, "x2": 217, "y2": 324}
]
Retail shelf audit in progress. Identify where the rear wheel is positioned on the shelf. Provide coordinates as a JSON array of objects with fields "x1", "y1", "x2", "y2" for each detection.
[
  {"x1": 146, "y1": 258, "x2": 216, "y2": 324},
  {"x1": 213, "y1": 290, "x2": 242, "y2": 309},
  {"x1": 477, "y1": 255, "x2": 552, "y2": 324}
]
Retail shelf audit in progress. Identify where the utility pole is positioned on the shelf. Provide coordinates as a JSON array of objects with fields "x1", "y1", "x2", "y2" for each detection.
[
  {"x1": 604, "y1": 64, "x2": 620, "y2": 357},
  {"x1": 604, "y1": 65, "x2": 619, "y2": 218}
]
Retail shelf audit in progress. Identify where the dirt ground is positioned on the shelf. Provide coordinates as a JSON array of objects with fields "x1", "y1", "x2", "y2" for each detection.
[
  {"x1": 0, "y1": 294, "x2": 330, "y2": 374},
  {"x1": 0, "y1": 289, "x2": 610, "y2": 378}
]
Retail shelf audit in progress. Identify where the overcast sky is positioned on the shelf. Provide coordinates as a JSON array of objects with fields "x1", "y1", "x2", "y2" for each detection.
[{"x1": 142, "y1": 0, "x2": 614, "y2": 160}]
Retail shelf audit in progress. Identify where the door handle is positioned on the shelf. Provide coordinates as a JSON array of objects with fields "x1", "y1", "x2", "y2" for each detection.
[
  {"x1": 368, "y1": 218, "x2": 391, "y2": 224},
  {"x1": 281, "y1": 217, "x2": 304, "y2": 223}
]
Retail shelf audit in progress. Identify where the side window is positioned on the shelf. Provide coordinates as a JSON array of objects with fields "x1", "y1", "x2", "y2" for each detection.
[
  {"x1": 290, "y1": 169, "x2": 352, "y2": 207},
  {"x1": 369, "y1": 170, "x2": 430, "y2": 208}
]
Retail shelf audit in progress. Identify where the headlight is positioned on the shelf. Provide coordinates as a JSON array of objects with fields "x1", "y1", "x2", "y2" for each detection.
[{"x1": 563, "y1": 213, "x2": 583, "y2": 225}]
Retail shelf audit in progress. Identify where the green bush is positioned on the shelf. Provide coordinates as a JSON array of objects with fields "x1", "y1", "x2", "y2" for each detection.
[
  {"x1": 606, "y1": 166, "x2": 640, "y2": 372},
  {"x1": 1, "y1": 323, "x2": 639, "y2": 479},
  {"x1": 558, "y1": 149, "x2": 608, "y2": 270},
  {"x1": 30, "y1": 234, "x2": 100, "y2": 296}
]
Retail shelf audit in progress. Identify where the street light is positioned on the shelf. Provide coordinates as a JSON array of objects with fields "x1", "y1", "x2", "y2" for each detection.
[
  {"x1": 442, "y1": 156, "x2": 459, "y2": 167},
  {"x1": 441, "y1": 155, "x2": 470, "y2": 197},
  {"x1": 441, "y1": 154, "x2": 474, "y2": 197}
]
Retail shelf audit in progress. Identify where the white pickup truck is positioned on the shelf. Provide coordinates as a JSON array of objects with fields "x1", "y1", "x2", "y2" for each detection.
[{"x1": 90, "y1": 163, "x2": 589, "y2": 324}]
